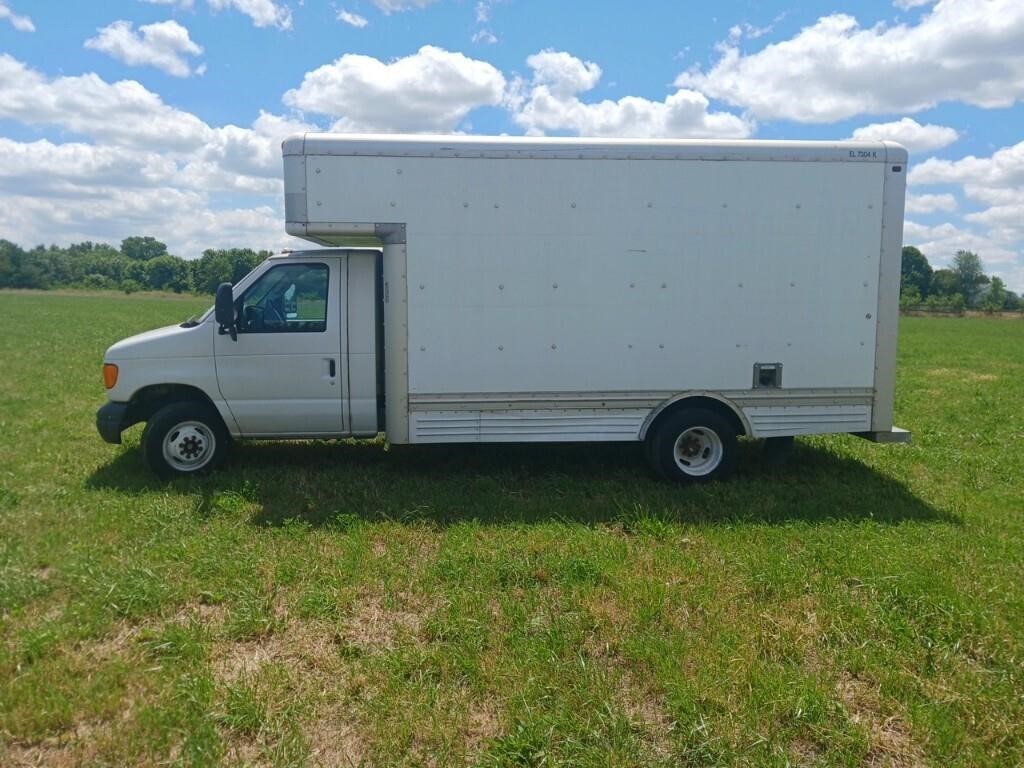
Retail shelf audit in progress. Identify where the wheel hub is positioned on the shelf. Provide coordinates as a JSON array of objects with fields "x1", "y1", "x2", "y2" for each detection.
[
  {"x1": 162, "y1": 421, "x2": 216, "y2": 471},
  {"x1": 672, "y1": 426, "x2": 724, "y2": 476},
  {"x1": 179, "y1": 434, "x2": 204, "y2": 459}
]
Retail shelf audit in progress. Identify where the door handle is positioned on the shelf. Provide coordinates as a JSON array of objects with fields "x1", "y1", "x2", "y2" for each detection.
[{"x1": 328, "y1": 358, "x2": 336, "y2": 377}]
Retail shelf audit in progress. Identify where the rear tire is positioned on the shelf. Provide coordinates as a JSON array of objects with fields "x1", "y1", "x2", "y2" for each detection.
[
  {"x1": 142, "y1": 402, "x2": 229, "y2": 479},
  {"x1": 648, "y1": 408, "x2": 738, "y2": 484}
]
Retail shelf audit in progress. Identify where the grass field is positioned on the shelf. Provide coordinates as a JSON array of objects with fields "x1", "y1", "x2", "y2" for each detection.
[{"x1": 1, "y1": 290, "x2": 1022, "y2": 767}]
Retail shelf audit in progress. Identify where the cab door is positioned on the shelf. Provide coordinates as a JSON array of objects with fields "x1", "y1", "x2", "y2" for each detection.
[{"x1": 213, "y1": 258, "x2": 345, "y2": 437}]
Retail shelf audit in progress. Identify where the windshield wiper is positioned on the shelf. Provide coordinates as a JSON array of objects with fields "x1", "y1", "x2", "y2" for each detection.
[{"x1": 180, "y1": 315, "x2": 200, "y2": 328}]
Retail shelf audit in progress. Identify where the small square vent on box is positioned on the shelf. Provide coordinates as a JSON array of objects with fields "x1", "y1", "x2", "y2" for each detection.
[{"x1": 754, "y1": 362, "x2": 782, "y2": 389}]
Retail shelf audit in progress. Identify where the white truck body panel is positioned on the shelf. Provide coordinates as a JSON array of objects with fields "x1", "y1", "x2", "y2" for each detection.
[{"x1": 283, "y1": 134, "x2": 908, "y2": 445}]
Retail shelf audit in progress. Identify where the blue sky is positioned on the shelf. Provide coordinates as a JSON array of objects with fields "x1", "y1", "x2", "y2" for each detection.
[{"x1": 1, "y1": 0, "x2": 1023, "y2": 289}]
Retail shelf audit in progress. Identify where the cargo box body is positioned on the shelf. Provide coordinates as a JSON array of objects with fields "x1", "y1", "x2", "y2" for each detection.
[{"x1": 282, "y1": 134, "x2": 908, "y2": 447}]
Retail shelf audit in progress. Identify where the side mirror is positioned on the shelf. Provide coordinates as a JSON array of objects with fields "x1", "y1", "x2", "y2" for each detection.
[{"x1": 214, "y1": 282, "x2": 237, "y2": 341}]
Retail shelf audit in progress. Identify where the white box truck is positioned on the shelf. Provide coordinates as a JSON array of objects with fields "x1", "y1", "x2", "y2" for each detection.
[{"x1": 97, "y1": 134, "x2": 910, "y2": 481}]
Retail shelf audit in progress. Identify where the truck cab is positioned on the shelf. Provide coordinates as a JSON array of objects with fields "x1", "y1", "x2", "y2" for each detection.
[{"x1": 97, "y1": 249, "x2": 382, "y2": 477}]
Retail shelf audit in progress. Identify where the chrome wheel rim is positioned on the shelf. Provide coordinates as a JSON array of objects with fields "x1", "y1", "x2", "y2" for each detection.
[
  {"x1": 162, "y1": 421, "x2": 215, "y2": 472},
  {"x1": 672, "y1": 426, "x2": 723, "y2": 476}
]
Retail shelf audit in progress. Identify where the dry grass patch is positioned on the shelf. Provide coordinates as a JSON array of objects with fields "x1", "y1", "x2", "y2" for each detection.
[
  {"x1": 837, "y1": 673, "x2": 927, "y2": 768},
  {"x1": 79, "y1": 621, "x2": 144, "y2": 664},
  {"x1": 3, "y1": 719, "x2": 115, "y2": 768},
  {"x1": 583, "y1": 589, "x2": 675, "y2": 758},
  {"x1": 926, "y1": 367, "x2": 998, "y2": 383},
  {"x1": 615, "y1": 668, "x2": 675, "y2": 760},
  {"x1": 212, "y1": 618, "x2": 340, "y2": 684},
  {"x1": 304, "y1": 714, "x2": 366, "y2": 768},
  {"x1": 463, "y1": 700, "x2": 502, "y2": 756},
  {"x1": 341, "y1": 590, "x2": 428, "y2": 655}
]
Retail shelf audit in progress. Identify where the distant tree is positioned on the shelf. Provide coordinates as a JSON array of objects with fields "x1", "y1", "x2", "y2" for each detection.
[
  {"x1": 121, "y1": 236, "x2": 168, "y2": 262},
  {"x1": 192, "y1": 248, "x2": 270, "y2": 293},
  {"x1": 930, "y1": 268, "x2": 959, "y2": 298},
  {"x1": 1004, "y1": 291, "x2": 1022, "y2": 312},
  {"x1": 0, "y1": 240, "x2": 49, "y2": 289},
  {"x1": 81, "y1": 273, "x2": 114, "y2": 290},
  {"x1": 123, "y1": 259, "x2": 149, "y2": 285},
  {"x1": 951, "y1": 250, "x2": 987, "y2": 305},
  {"x1": 66, "y1": 241, "x2": 120, "y2": 260},
  {"x1": 900, "y1": 246, "x2": 932, "y2": 298},
  {"x1": 145, "y1": 255, "x2": 193, "y2": 293},
  {"x1": 982, "y1": 276, "x2": 1007, "y2": 313},
  {"x1": 0, "y1": 238, "x2": 269, "y2": 294},
  {"x1": 63, "y1": 241, "x2": 125, "y2": 285},
  {"x1": 899, "y1": 285, "x2": 922, "y2": 310}
]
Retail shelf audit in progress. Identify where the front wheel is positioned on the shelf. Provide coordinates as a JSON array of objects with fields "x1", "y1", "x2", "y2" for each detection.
[
  {"x1": 142, "y1": 402, "x2": 229, "y2": 479},
  {"x1": 648, "y1": 409, "x2": 738, "y2": 484}
]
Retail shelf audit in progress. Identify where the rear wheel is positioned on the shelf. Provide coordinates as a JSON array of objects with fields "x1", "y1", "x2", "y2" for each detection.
[
  {"x1": 142, "y1": 402, "x2": 229, "y2": 479},
  {"x1": 648, "y1": 408, "x2": 738, "y2": 484}
]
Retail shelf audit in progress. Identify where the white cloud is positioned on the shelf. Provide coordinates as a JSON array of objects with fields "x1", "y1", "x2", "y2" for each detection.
[
  {"x1": 904, "y1": 220, "x2": 1019, "y2": 265},
  {"x1": 283, "y1": 46, "x2": 506, "y2": 132},
  {"x1": 0, "y1": 138, "x2": 178, "y2": 196},
  {"x1": 472, "y1": 0, "x2": 502, "y2": 42},
  {"x1": 910, "y1": 141, "x2": 1024, "y2": 192},
  {"x1": 0, "y1": 188, "x2": 293, "y2": 258},
  {"x1": 208, "y1": 0, "x2": 292, "y2": 29},
  {"x1": 850, "y1": 118, "x2": 957, "y2": 153},
  {"x1": 185, "y1": 110, "x2": 319, "y2": 192},
  {"x1": 337, "y1": 9, "x2": 368, "y2": 28},
  {"x1": 906, "y1": 140, "x2": 1024, "y2": 291},
  {"x1": 85, "y1": 20, "x2": 204, "y2": 78},
  {"x1": 676, "y1": 0, "x2": 1024, "y2": 122},
  {"x1": 527, "y1": 51, "x2": 602, "y2": 99},
  {"x1": 513, "y1": 50, "x2": 753, "y2": 139},
  {"x1": 0, "y1": 54, "x2": 211, "y2": 150},
  {"x1": 0, "y1": 1, "x2": 34, "y2": 32},
  {"x1": 905, "y1": 193, "x2": 957, "y2": 214},
  {"x1": 0, "y1": 130, "x2": 304, "y2": 257},
  {"x1": 0, "y1": 54, "x2": 321, "y2": 257},
  {"x1": 371, "y1": 0, "x2": 437, "y2": 13},
  {"x1": 0, "y1": 54, "x2": 313, "y2": 180},
  {"x1": 728, "y1": 21, "x2": 775, "y2": 42}
]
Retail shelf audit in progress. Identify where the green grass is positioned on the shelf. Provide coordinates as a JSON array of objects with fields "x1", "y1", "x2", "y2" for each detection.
[{"x1": 1, "y1": 290, "x2": 1022, "y2": 767}]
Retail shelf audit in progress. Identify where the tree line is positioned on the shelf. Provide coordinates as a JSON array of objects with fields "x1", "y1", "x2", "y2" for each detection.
[
  {"x1": 900, "y1": 247, "x2": 1019, "y2": 313},
  {"x1": 0, "y1": 237, "x2": 273, "y2": 295}
]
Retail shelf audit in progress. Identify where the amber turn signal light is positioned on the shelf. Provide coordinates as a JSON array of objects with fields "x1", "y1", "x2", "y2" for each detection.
[{"x1": 103, "y1": 363, "x2": 119, "y2": 389}]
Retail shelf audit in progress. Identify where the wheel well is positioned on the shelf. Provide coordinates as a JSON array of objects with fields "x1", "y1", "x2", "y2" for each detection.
[
  {"x1": 128, "y1": 384, "x2": 220, "y2": 424},
  {"x1": 644, "y1": 396, "x2": 748, "y2": 441}
]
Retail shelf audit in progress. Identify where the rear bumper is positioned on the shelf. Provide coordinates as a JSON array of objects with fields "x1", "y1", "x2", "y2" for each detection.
[
  {"x1": 96, "y1": 402, "x2": 133, "y2": 444},
  {"x1": 854, "y1": 426, "x2": 912, "y2": 444}
]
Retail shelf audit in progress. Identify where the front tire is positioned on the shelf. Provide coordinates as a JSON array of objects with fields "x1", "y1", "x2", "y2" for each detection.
[
  {"x1": 648, "y1": 409, "x2": 738, "y2": 484},
  {"x1": 142, "y1": 402, "x2": 229, "y2": 479}
]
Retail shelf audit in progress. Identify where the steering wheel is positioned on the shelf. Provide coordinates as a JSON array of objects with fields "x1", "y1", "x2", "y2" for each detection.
[
  {"x1": 264, "y1": 299, "x2": 286, "y2": 328},
  {"x1": 242, "y1": 305, "x2": 262, "y2": 331}
]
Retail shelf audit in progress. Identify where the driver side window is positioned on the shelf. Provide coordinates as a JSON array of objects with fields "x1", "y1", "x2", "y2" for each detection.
[{"x1": 237, "y1": 262, "x2": 328, "y2": 333}]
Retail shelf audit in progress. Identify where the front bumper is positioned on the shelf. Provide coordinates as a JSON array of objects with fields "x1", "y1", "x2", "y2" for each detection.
[{"x1": 96, "y1": 402, "x2": 133, "y2": 444}]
